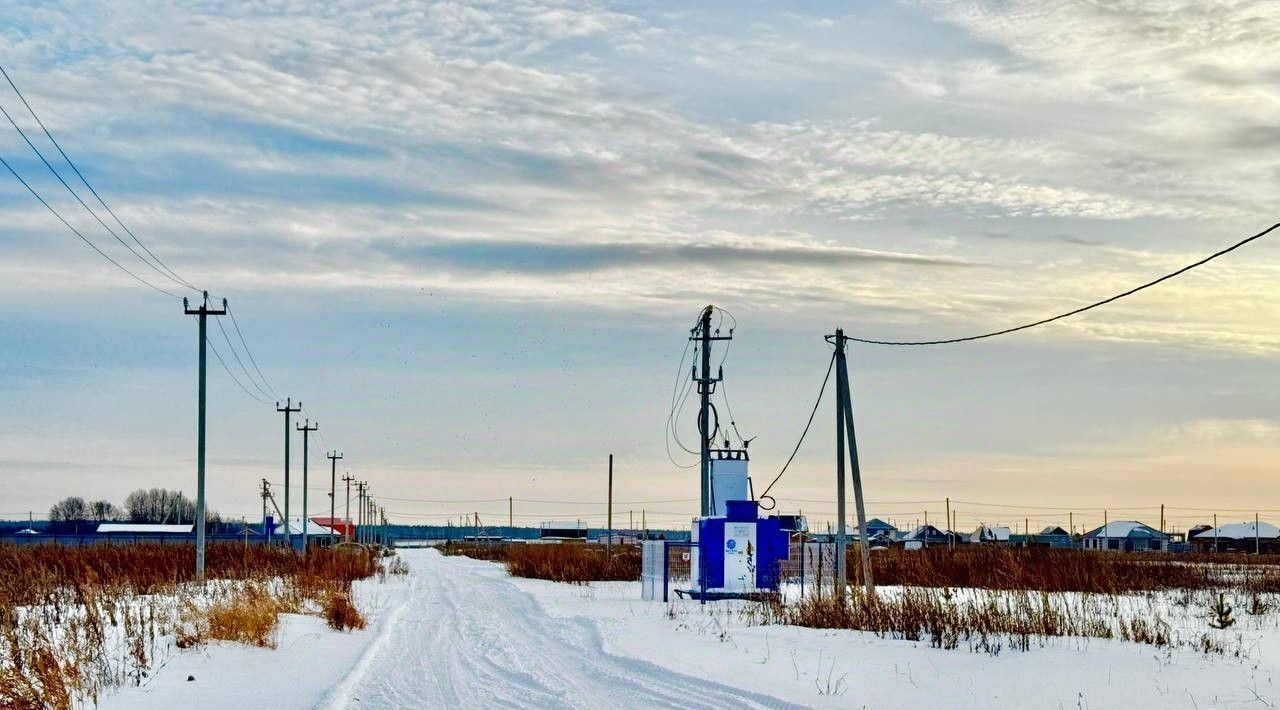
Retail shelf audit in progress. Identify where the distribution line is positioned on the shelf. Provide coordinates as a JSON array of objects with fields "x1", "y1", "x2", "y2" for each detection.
[
  {"x1": 847, "y1": 222, "x2": 1279, "y2": 346},
  {"x1": 225, "y1": 305, "x2": 279, "y2": 399},
  {"x1": 205, "y1": 334, "x2": 272, "y2": 405},
  {"x1": 0, "y1": 153, "x2": 180, "y2": 298},
  {"x1": 215, "y1": 316, "x2": 274, "y2": 401},
  {"x1": 0, "y1": 62, "x2": 198, "y2": 291}
]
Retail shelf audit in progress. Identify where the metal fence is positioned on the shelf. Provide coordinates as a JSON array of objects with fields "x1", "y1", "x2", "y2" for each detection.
[{"x1": 641, "y1": 540, "x2": 693, "y2": 602}]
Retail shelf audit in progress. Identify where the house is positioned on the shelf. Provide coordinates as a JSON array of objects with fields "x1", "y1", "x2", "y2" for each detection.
[
  {"x1": 1189, "y1": 521, "x2": 1280, "y2": 554},
  {"x1": 969, "y1": 524, "x2": 1011, "y2": 544},
  {"x1": 539, "y1": 520, "x2": 588, "y2": 540},
  {"x1": 1081, "y1": 521, "x2": 1170, "y2": 552},
  {"x1": 310, "y1": 517, "x2": 353, "y2": 538},
  {"x1": 1040, "y1": 526, "x2": 1070, "y2": 536},
  {"x1": 897, "y1": 524, "x2": 956, "y2": 549},
  {"x1": 854, "y1": 518, "x2": 897, "y2": 539},
  {"x1": 273, "y1": 518, "x2": 339, "y2": 538}
]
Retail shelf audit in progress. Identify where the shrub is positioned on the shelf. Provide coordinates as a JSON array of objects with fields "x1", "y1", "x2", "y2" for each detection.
[{"x1": 323, "y1": 592, "x2": 366, "y2": 631}]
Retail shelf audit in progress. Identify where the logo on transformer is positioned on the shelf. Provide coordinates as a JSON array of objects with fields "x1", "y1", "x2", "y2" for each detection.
[{"x1": 726, "y1": 539, "x2": 737, "y2": 550}]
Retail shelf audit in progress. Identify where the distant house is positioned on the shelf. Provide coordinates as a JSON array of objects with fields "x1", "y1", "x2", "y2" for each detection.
[
  {"x1": 1190, "y1": 521, "x2": 1280, "y2": 554},
  {"x1": 1040, "y1": 526, "x2": 1070, "y2": 537},
  {"x1": 273, "y1": 518, "x2": 339, "y2": 538},
  {"x1": 1082, "y1": 521, "x2": 1170, "y2": 552},
  {"x1": 898, "y1": 524, "x2": 955, "y2": 549},
  {"x1": 968, "y1": 524, "x2": 1011, "y2": 544},
  {"x1": 853, "y1": 518, "x2": 897, "y2": 540},
  {"x1": 539, "y1": 521, "x2": 588, "y2": 540}
]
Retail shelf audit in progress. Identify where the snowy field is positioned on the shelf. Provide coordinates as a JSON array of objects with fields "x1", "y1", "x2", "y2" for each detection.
[{"x1": 101, "y1": 548, "x2": 1280, "y2": 709}]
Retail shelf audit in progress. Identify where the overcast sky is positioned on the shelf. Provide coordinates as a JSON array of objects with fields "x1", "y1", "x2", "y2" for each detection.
[{"x1": 1, "y1": 0, "x2": 1277, "y2": 534}]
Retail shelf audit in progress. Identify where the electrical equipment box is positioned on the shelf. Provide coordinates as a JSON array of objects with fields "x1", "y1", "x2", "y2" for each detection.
[{"x1": 687, "y1": 500, "x2": 788, "y2": 599}]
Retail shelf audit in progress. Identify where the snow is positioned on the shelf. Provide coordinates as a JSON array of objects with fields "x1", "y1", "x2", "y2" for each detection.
[
  {"x1": 1084, "y1": 520, "x2": 1166, "y2": 538},
  {"x1": 97, "y1": 523, "x2": 193, "y2": 533},
  {"x1": 96, "y1": 549, "x2": 1280, "y2": 709},
  {"x1": 1194, "y1": 522, "x2": 1280, "y2": 540}
]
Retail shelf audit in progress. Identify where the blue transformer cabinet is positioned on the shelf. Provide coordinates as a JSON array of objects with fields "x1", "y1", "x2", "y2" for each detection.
[{"x1": 689, "y1": 500, "x2": 789, "y2": 598}]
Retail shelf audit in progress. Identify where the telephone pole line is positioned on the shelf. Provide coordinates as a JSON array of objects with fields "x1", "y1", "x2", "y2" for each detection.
[
  {"x1": 691, "y1": 305, "x2": 732, "y2": 517},
  {"x1": 297, "y1": 418, "x2": 318, "y2": 557},
  {"x1": 184, "y1": 291, "x2": 226, "y2": 581},
  {"x1": 276, "y1": 398, "x2": 301, "y2": 550},
  {"x1": 327, "y1": 451, "x2": 343, "y2": 542}
]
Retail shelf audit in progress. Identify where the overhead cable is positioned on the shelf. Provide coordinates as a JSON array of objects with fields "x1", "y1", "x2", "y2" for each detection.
[{"x1": 848, "y1": 223, "x2": 1279, "y2": 346}]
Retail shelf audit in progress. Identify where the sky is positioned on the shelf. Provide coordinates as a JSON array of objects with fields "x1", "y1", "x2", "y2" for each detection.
[{"x1": 0, "y1": 0, "x2": 1278, "y2": 535}]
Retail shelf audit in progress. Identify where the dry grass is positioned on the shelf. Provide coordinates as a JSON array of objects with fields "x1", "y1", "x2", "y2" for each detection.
[
  {"x1": 0, "y1": 542, "x2": 386, "y2": 709},
  {"x1": 323, "y1": 592, "x2": 366, "y2": 631},
  {"x1": 441, "y1": 541, "x2": 641, "y2": 583},
  {"x1": 850, "y1": 546, "x2": 1280, "y2": 593}
]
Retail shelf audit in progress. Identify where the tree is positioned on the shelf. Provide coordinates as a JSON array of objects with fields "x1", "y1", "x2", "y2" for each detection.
[
  {"x1": 49, "y1": 496, "x2": 89, "y2": 521},
  {"x1": 124, "y1": 488, "x2": 196, "y2": 524},
  {"x1": 87, "y1": 500, "x2": 122, "y2": 521}
]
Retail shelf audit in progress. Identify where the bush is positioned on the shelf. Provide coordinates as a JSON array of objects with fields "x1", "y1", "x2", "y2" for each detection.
[{"x1": 324, "y1": 592, "x2": 366, "y2": 631}]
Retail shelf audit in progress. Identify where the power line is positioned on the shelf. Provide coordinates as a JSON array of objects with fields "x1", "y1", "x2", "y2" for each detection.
[
  {"x1": 205, "y1": 334, "x2": 272, "y2": 405},
  {"x1": 757, "y1": 351, "x2": 836, "y2": 509},
  {"x1": 848, "y1": 222, "x2": 1279, "y2": 346},
  {"x1": 0, "y1": 153, "x2": 181, "y2": 298},
  {"x1": 225, "y1": 304, "x2": 279, "y2": 400},
  {"x1": 0, "y1": 63, "x2": 199, "y2": 292},
  {"x1": 0, "y1": 97, "x2": 192, "y2": 292},
  {"x1": 214, "y1": 316, "x2": 273, "y2": 401}
]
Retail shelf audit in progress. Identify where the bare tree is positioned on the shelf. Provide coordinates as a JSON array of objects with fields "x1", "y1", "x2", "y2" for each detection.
[
  {"x1": 124, "y1": 488, "x2": 196, "y2": 524},
  {"x1": 48, "y1": 496, "x2": 89, "y2": 521},
  {"x1": 87, "y1": 500, "x2": 122, "y2": 521}
]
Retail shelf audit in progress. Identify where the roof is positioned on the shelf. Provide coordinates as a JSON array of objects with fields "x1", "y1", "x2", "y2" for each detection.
[
  {"x1": 1082, "y1": 521, "x2": 1168, "y2": 540},
  {"x1": 970, "y1": 525, "x2": 1011, "y2": 542},
  {"x1": 14, "y1": 528, "x2": 39, "y2": 535},
  {"x1": 1191, "y1": 521, "x2": 1280, "y2": 540},
  {"x1": 97, "y1": 523, "x2": 194, "y2": 534},
  {"x1": 273, "y1": 518, "x2": 338, "y2": 536},
  {"x1": 902, "y1": 524, "x2": 950, "y2": 540},
  {"x1": 861, "y1": 518, "x2": 896, "y2": 531},
  {"x1": 1040, "y1": 526, "x2": 1070, "y2": 536}
]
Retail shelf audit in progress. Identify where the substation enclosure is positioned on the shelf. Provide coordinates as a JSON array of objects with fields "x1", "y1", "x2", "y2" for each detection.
[{"x1": 709, "y1": 457, "x2": 748, "y2": 517}]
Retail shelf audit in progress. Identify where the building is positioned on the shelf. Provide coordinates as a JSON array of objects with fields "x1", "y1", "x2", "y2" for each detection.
[
  {"x1": 1081, "y1": 521, "x2": 1170, "y2": 552},
  {"x1": 968, "y1": 524, "x2": 1011, "y2": 544},
  {"x1": 274, "y1": 518, "x2": 339, "y2": 539},
  {"x1": 898, "y1": 524, "x2": 956, "y2": 549},
  {"x1": 539, "y1": 520, "x2": 588, "y2": 540},
  {"x1": 1189, "y1": 521, "x2": 1280, "y2": 553}
]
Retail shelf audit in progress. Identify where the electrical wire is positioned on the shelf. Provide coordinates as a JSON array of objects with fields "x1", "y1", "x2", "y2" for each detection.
[
  {"x1": 0, "y1": 63, "x2": 199, "y2": 292},
  {"x1": 205, "y1": 334, "x2": 272, "y2": 405},
  {"x1": 756, "y1": 351, "x2": 836, "y2": 510},
  {"x1": 0, "y1": 153, "x2": 181, "y2": 299},
  {"x1": 226, "y1": 304, "x2": 279, "y2": 400},
  {"x1": 0, "y1": 99, "x2": 192, "y2": 292},
  {"x1": 215, "y1": 315, "x2": 274, "y2": 401},
  {"x1": 847, "y1": 222, "x2": 1279, "y2": 346}
]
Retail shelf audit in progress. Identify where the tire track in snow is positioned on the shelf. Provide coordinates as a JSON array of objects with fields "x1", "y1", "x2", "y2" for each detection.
[{"x1": 330, "y1": 548, "x2": 801, "y2": 709}]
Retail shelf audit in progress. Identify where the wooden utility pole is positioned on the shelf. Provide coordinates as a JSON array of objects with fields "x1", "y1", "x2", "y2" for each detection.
[
  {"x1": 1257, "y1": 512, "x2": 1261, "y2": 555},
  {"x1": 297, "y1": 419, "x2": 318, "y2": 557},
  {"x1": 509, "y1": 497, "x2": 513, "y2": 529},
  {"x1": 945, "y1": 497, "x2": 951, "y2": 550},
  {"x1": 276, "y1": 398, "x2": 301, "y2": 550},
  {"x1": 1160, "y1": 504, "x2": 1165, "y2": 534},
  {"x1": 184, "y1": 292, "x2": 226, "y2": 581}
]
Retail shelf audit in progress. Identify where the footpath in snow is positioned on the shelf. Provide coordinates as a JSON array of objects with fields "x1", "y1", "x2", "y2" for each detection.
[{"x1": 105, "y1": 548, "x2": 1280, "y2": 709}]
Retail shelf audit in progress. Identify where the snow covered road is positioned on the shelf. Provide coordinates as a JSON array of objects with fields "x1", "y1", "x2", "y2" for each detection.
[{"x1": 323, "y1": 549, "x2": 798, "y2": 709}]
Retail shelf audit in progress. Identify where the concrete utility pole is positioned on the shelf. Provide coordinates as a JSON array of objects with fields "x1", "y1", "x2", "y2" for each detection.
[
  {"x1": 830, "y1": 329, "x2": 875, "y2": 594},
  {"x1": 834, "y1": 329, "x2": 848, "y2": 599},
  {"x1": 184, "y1": 291, "x2": 226, "y2": 582},
  {"x1": 297, "y1": 419, "x2": 318, "y2": 557},
  {"x1": 327, "y1": 451, "x2": 343, "y2": 541},
  {"x1": 276, "y1": 398, "x2": 301, "y2": 549},
  {"x1": 607, "y1": 454, "x2": 614, "y2": 554},
  {"x1": 691, "y1": 305, "x2": 732, "y2": 517},
  {"x1": 342, "y1": 473, "x2": 354, "y2": 542},
  {"x1": 509, "y1": 496, "x2": 513, "y2": 529},
  {"x1": 356, "y1": 481, "x2": 368, "y2": 544}
]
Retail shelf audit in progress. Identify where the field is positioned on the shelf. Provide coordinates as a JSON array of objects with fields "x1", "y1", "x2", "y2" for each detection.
[
  {"x1": 0, "y1": 542, "x2": 387, "y2": 709},
  {"x1": 440, "y1": 541, "x2": 641, "y2": 582}
]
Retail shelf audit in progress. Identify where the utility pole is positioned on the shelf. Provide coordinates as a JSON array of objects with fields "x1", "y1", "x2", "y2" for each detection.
[
  {"x1": 184, "y1": 291, "x2": 226, "y2": 581},
  {"x1": 1257, "y1": 512, "x2": 1261, "y2": 555},
  {"x1": 327, "y1": 451, "x2": 343, "y2": 541},
  {"x1": 1160, "y1": 504, "x2": 1165, "y2": 535},
  {"x1": 297, "y1": 419, "x2": 318, "y2": 557},
  {"x1": 691, "y1": 305, "x2": 732, "y2": 517},
  {"x1": 276, "y1": 398, "x2": 301, "y2": 550},
  {"x1": 830, "y1": 329, "x2": 875, "y2": 594},
  {"x1": 342, "y1": 473, "x2": 354, "y2": 542},
  {"x1": 260, "y1": 479, "x2": 273, "y2": 544},
  {"x1": 834, "y1": 329, "x2": 848, "y2": 599},
  {"x1": 945, "y1": 497, "x2": 951, "y2": 551},
  {"x1": 357, "y1": 481, "x2": 368, "y2": 544},
  {"x1": 509, "y1": 496, "x2": 513, "y2": 529},
  {"x1": 607, "y1": 454, "x2": 614, "y2": 554}
]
